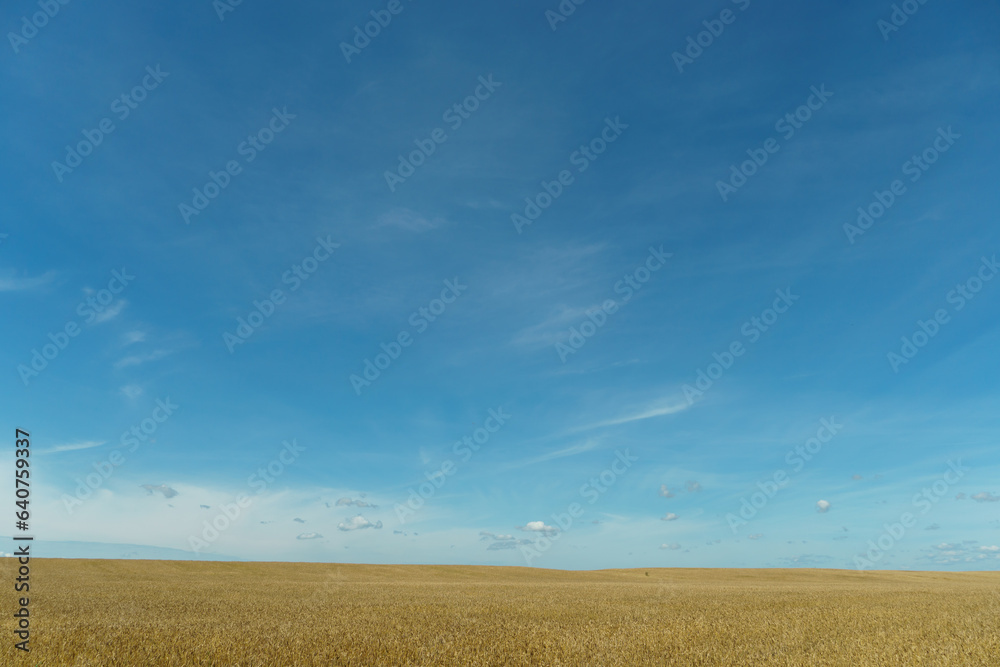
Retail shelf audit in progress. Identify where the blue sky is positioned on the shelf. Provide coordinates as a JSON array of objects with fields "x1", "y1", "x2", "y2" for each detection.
[{"x1": 1, "y1": 0, "x2": 999, "y2": 570}]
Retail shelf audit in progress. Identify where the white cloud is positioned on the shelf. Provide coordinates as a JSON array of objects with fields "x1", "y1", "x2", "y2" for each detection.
[
  {"x1": 971, "y1": 492, "x2": 1000, "y2": 503},
  {"x1": 748, "y1": 534, "x2": 763, "y2": 540},
  {"x1": 924, "y1": 542, "x2": 1000, "y2": 565},
  {"x1": 296, "y1": 532, "x2": 323, "y2": 540},
  {"x1": 685, "y1": 480, "x2": 702, "y2": 493},
  {"x1": 660, "y1": 543, "x2": 681, "y2": 550},
  {"x1": 519, "y1": 521, "x2": 558, "y2": 536},
  {"x1": 782, "y1": 554, "x2": 832, "y2": 566},
  {"x1": 480, "y1": 532, "x2": 515, "y2": 541},
  {"x1": 816, "y1": 500, "x2": 831, "y2": 513},
  {"x1": 24, "y1": 482, "x2": 398, "y2": 561},
  {"x1": 658, "y1": 484, "x2": 675, "y2": 498},
  {"x1": 661, "y1": 513, "x2": 679, "y2": 522},
  {"x1": 337, "y1": 515, "x2": 383, "y2": 531}
]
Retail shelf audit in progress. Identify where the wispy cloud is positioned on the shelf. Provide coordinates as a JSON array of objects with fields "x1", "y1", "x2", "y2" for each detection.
[
  {"x1": 480, "y1": 531, "x2": 533, "y2": 550},
  {"x1": 38, "y1": 440, "x2": 106, "y2": 454},
  {"x1": 120, "y1": 384, "x2": 144, "y2": 399},
  {"x1": 921, "y1": 542, "x2": 1000, "y2": 565},
  {"x1": 122, "y1": 330, "x2": 146, "y2": 345},
  {"x1": 480, "y1": 531, "x2": 515, "y2": 541},
  {"x1": 486, "y1": 539, "x2": 532, "y2": 550},
  {"x1": 0, "y1": 270, "x2": 56, "y2": 292},
  {"x1": 374, "y1": 208, "x2": 446, "y2": 233},
  {"x1": 504, "y1": 439, "x2": 600, "y2": 470},
  {"x1": 570, "y1": 399, "x2": 691, "y2": 434},
  {"x1": 502, "y1": 399, "x2": 690, "y2": 470},
  {"x1": 511, "y1": 304, "x2": 594, "y2": 347},
  {"x1": 94, "y1": 299, "x2": 127, "y2": 323},
  {"x1": 114, "y1": 349, "x2": 171, "y2": 369},
  {"x1": 333, "y1": 497, "x2": 377, "y2": 508}
]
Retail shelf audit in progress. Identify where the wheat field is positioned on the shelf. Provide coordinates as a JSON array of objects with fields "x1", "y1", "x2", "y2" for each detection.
[{"x1": 2, "y1": 559, "x2": 998, "y2": 666}]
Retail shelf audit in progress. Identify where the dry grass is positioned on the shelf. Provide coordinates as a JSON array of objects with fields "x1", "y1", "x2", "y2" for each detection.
[{"x1": 3, "y1": 559, "x2": 999, "y2": 665}]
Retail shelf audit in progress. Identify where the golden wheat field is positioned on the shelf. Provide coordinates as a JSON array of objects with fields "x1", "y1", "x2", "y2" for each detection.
[{"x1": 2, "y1": 559, "x2": 999, "y2": 666}]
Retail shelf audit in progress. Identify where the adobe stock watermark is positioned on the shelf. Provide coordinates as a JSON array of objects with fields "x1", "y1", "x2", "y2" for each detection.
[
  {"x1": 886, "y1": 255, "x2": 997, "y2": 373},
  {"x1": 394, "y1": 407, "x2": 511, "y2": 524},
  {"x1": 7, "y1": 0, "x2": 73, "y2": 54},
  {"x1": 223, "y1": 236, "x2": 340, "y2": 353},
  {"x1": 854, "y1": 459, "x2": 966, "y2": 570},
  {"x1": 726, "y1": 417, "x2": 843, "y2": 533},
  {"x1": 520, "y1": 449, "x2": 638, "y2": 565},
  {"x1": 511, "y1": 117, "x2": 628, "y2": 234},
  {"x1": 17, "y1": 268, "x2": 135, "y2": 386},
  {"x1": 349, "y1": 277, "x2": 467, "y2": 395},
  {"x1": 556, "y1": 246, "x2": 672, "y2": 363},
  {"x1": 340, "y1": 0, "x2": 416, "y2": 63},
  {"x1": 188, "y1": 439, "x2": 305, "y2": 553},
  {"x1": 52, "y1": 65, "x2": 169, "y2": 182},
  {"x1": 672, "y1": 0, "x2": 752, "y2": 73},
  {"x1": 213, "y1": 0, "x2": 246, "y2": 21},
  {"x1": 545, "y1": 0, "x2": 588, "y2": 31},
  {"x1": 178, "y1": 107, "x2": 296, "y2": 224},
  {"x1": 384, "y1": 74, "x2": 502, "y2": 192},
  {"x1": 716, "y1": 85, "x2": 833, "y2": 202},
  {"x1": 877, "y1": 0, "x2": 932, "y2": 41},
  {"x1": 682, "y1": 288, "x2": 799, "y2": 404},
  {"x1": 61, "y1": 398, "x2": 180, "y2": 514},
  {"x1": 843, "y1": 126, "x2": 959, "y2": 244}
]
